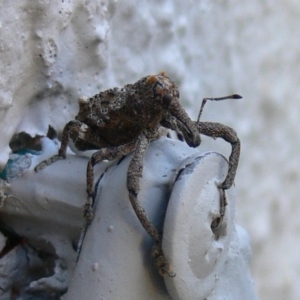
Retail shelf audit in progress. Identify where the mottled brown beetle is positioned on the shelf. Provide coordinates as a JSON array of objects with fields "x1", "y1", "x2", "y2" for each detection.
[{"x1": 35, "y1": 72, "x2": 241, "y2": 277}]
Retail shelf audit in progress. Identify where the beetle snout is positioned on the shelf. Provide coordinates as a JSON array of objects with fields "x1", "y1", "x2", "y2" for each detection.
[{"x1": 186, "y1": 134, "x2": 201, "y2": 148}]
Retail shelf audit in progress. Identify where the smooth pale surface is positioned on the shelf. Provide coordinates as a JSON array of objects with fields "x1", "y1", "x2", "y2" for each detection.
[
  {"x1": 164, "y1": 153, "x2": 256, "y2": 300},
  {"x1": 164, "y1": 153, "x2": 233, "y2": 299},
  {"x1": 0, "y1": 137, "x2": 255, "y2": 299},
  {"x1": 65, "y1": 138, "x2": 255, "y2": 300}
]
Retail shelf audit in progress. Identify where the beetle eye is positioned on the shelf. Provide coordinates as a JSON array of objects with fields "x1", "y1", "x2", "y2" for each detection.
[
  {"x1": 152, "y1": 81, "x2": 164, "y2": 97},
  {"x1": 163, "y1": 94, "x2": 172, "y2": 107}
]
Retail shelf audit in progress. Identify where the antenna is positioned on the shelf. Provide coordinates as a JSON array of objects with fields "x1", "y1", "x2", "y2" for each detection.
[{"x1": 197, "y1": 94, "x2": 242, "y2": 123}]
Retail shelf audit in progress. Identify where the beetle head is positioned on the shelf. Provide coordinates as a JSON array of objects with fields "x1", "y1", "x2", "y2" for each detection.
[{"x1": 146, "y1": 72, "x2": 180, "y2": 109}]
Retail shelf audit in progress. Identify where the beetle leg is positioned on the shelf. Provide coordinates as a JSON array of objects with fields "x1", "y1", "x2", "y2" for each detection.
[
  {"x1": 171, "y1": 120, "x2": 240, "y2": 190},
  {"x1": 35, "y1": 120, "x2": 111, "y2": 172},
  {"x1": 34, "y1": 120, "x2": 89, "y2": 171},
  {"x1": 127, "y1": 133, "x2": 175, "y2": 277},
  {"x1": 85, "y1": 141, "x2": 137, "y2": 221},
  {"x1": 167, "y1": 120, "x2": 240, "y2": 223},
  {"x1": 75, "y1": 140, "x2": 137, "y2": 256},
  {"x1": 34, "y1": 121, "x2": 75, "y2": 171},
  {"x1": 196, "y1": 122, "x2": 240, "y2": 190}
]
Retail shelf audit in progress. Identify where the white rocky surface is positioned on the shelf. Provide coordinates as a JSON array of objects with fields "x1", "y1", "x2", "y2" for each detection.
[{"x1": 0, "y1": 0, "x2": 298, "y2": 299}]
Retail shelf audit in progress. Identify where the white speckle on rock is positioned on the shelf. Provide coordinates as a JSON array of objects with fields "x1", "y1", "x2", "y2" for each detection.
[
  {"x1": 92, "y1": 263, "x2": 99, "y2": 271},
  {"x1": 42, "y1": 38, "x2": 58, "y2": 67}
]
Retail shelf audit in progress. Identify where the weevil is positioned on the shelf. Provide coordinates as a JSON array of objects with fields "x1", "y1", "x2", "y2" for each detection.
[{"x1": 35, "y1": 72, "x2": 241, "y2": 277}]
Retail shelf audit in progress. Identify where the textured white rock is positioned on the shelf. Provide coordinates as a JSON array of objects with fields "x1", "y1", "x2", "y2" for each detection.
[
  {"x1": 2, "y1": 0, "x2": 299, "y2": 299},
  {"x1": 0, "y1": 0, "x2": 116, "y2": 162}
]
